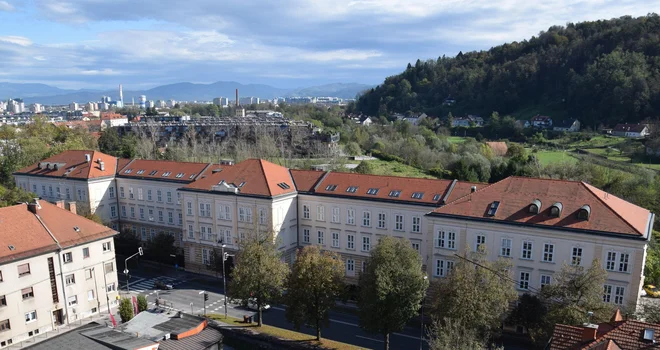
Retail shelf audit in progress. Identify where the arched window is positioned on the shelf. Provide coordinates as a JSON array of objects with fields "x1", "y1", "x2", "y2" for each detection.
[
  {"x1": 550, "y1": 202, "x2": 563, "y2": 217},
  {"x1": 577, "y1": 205, "x2": 591, "y2": 220},
  {"x1": 529, "y1": 199, "x2": 542, "y2": 214}
]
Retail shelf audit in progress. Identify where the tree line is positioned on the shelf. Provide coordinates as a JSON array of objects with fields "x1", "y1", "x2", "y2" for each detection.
[{"x1": 353, "y1": 14, "x2": 660, "y2": 128}]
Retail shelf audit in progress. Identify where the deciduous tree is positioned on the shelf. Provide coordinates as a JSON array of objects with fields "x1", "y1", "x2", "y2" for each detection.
[
  {"x1": 358, "y1": 237, "x2": 428, "y2": 350},
  {"x1": 284, "y1": 246, "x2": 345, "y2": 341}
]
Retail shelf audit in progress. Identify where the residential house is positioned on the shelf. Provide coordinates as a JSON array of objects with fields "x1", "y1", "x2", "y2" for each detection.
[
  {"x1": 428, "y1": 177, "x2": 653, "y2": 308},
  {"x1": 99, "y1": 113, "x2": 128, "y2": 129},
  {"x1": 531, "y1": 115, "x2": 553, "y2": 128},
  {"x1": 515, "y1": 120, "x2": 531, "y2": 129},
  {"x1": 612, "y1": 124, "x2": 650, "y2": 138},
  {"x1": 549, "y1": 309, "x2": 659, "y2": 349},
  {"x1": 553, "y1": 119, "x2": 581, "y2": 132},
  {"x1": 452, "y1": 115, "x2": 483, "y2": 127},
  {"x1": 13, "y1": 150, "x2": 119, "y2": 224},
  {"x1": 358, "y1": 115, "x2": 373, "y2": 126},
  {"x1": 0, "y1": 200, "x2": 119, "y2": 348},
  {"x1": 402, "y1": 113, "x2": 427, "y2": 126}
]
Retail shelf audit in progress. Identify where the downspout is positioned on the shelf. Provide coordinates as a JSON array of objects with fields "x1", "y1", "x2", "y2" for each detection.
[{"x1": 33, "y1": 214, "x2": 70, "y2": 325}]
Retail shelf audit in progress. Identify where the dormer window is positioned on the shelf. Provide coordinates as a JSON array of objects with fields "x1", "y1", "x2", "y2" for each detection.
[
  {"x1": 162, "y1": 172, "x2": 171, "y2": 177},
  {"x1": 529, "y1": 199, "x2": 542, "y2": 214},
  {"x1": 238, "y1": 182, "x2": 246, "y2": 187},
  {"x1": 366, "y1": 188, "x2": 379, "y2": 195},
  {"x1": 487, "y1": 201, "x2": 500, "y2": 216},
  {"x1": 411, "y1": 192, "x2": 424, "y2": 199},
  {"x1": 277, "y1": 182, "x2": 290, "y2": 189},
  {"x1": 346, "y1": 186, "x2": 358, "y2": 193},
  {"x1": 175, "y1": 173, "x2": 184, "y2": 178},
  {"x1": 136, "y1": 170, "x2": 145, "y2": 175},
  {"x1": 432, "y1": 194, "x2": 441, "y2": 201},
  {"x1": 149, "y1": 170, "x2": 158, "y2": 175},
  {"x1": 577, "y1": 205, "x2": 591, "y2": 220},
  {"x1": 388, "y1": 190, "x2": 401, "y2": 198},
  {"x1": 325, "y1": 185, "x2": 337, "y2": 191},
  {"x1": 189, "y1": 174, "x2": 196, "y2": 179},
  {"x1": 550, "y1": 202, "x2": 563, "y2": 217},
  {"x1": 124, "y1": 169, "x2": 132, "y2": 174}
]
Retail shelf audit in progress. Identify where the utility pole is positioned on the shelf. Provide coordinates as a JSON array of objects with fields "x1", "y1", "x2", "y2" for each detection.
[
  {"x1": 124, "y1": 247, "x2": 143, "y2": 293},
  {"x1": 221, "y1": 243, "x2": 228, "y2": 319},
  {"x1": 199, "y1": 291, "x2": 207, "y2": 316}
]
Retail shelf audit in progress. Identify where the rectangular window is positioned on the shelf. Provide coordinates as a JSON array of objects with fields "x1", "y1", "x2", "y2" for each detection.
[
  {"x1": 446, "y1": 261, "x2": 454, "y2": 274},
  {"x1": 412, "y1": 216, "x2": 421, "y2": 233},
  {"x1": 147, "y1": 190, "x2": 152, "y2": 201},
  {"x1": 83, "y1": 247, "x2": 90, "y2": 258},
  {"x1": 317, "y1": 205, "x2": 325, "y2": 221},
  {"x1": 120, "y1": 187, "x2": 125, "y2": 198},
  {"x1": 332, "y1": 232, "x2": 339, "y2": 248},
  {"x1": 500, "y1": 238, "x2": 512, "y2": 257},
  {"x1": 187, "y1": 202, "x2": 193, "y2": 215},
  {"x1": 606, "y1": 251, "x2": 616, "y2": 271},
  {"x1": 63, "y1": 252, "x2": 73, "y2": 263},
  {"x1": 130, "y1": 207, "x2": 135, "y2": 218},
  {"x1": 395, "y1": 215, "x2": 404, "y2": 231},
  {"x1": 167, "y1": 192, "x2": 172, "y2": 203},
  {"x1": 107, "y1": 283, "x2": 116, "y2": 293},
  {"x1": 157, "y1": 190, "x2": 162, "y2": 202},
  {"x1": 303, "y1": 229, "x2": 310, "y2": 243},
  {"x1": 88, "y1": 290, "x2": 95, "y2": 301},
  {"x1": 303, "y1": 205, "x2": 310, "y2": 219},
  {"x1": 158, "y1": 210, "x2": 163, "y2": 222},
  {"x1": 85, "y1": 269, "x2": 92, "y2": 279},
  {"x1": 67, "y1": 295, "x2": 77, "y2": 306},
  {"x1": 65, "y1": 188, "x2": 71, "y2": 200},
  {"x1": 178, "y1": 213, "x2": 183, "y2": 226},
  {"x1": 188, "y1": 225, "x2": 194, "y2": 239},
  {"x1": 346, "y1": 259, "x2": 355, "y2": 275},
  {"x1": 25, "y1": 310, "x2": 37, "y2": 323},
  {"x1": 139, "y1": 208, "x2": 145, "y2": 220},
  {"x1": 377, "y1": 212, "x2": 386, "y2": 228},
  {"x1": 110, "y1": 187, "x2": 116, "y2": 199},
  {"x1": 347, "y1": 209, "x2": 355, "y2": 225},
  {"x1": 202, "y1": 249, "x2": 211, "y2": 265},
  {"x1": 224, "y1": 229, "x2": 232, "y2": 245},
  {"x1": 362, "y1": 236, "x2": 370, "y2": 252},
  {"x1": 104, "y1": 262, "x2": 114, "y2": 274},
  {"x1": 618, "y1": 253, "x2": 630, "y2": 273},
  {"x1": 65, "y1": 274, "x2": 75, "y2": 285},
  {"x1": 519, "y1": 272, "x2": 530, "y2": 290},
  {"x1": 259, "y1": 208, "x2": 267, "y2": 224},
  {"x1": 21, "y1": 287, "x2": 34, "y2": 299},
  {"x1": 0, "y1": 295, "x2": 6, "y2": 307},
  {"x1": 521, "y1": 241, "x2": 533, "y2": 260},
  {"x1": 0, "y1": 319, "x2": 9, "y2": 331},
  {"x1": 543, "y1": 244, "x2": 554, "y2": 262},
  {"x1": 102, "y1": 242, "x2": 112, "y2": 252},
  {"x1": 141, "y1": 227, "x2": 147, "y2": 241},
  {"x1": 603, "y1": 285, "x2": 612, "y2": 303},
  {"x1": 475, "y1": 235, "x2": 486, "y2": 252},
  {"x1": 540, "y1": 275, "x2": 552, "y2": 288},
  {"x1": 137, "y1": 188, "x2": 143, "y2": 200},
  {"x1": 412, "y1": 242, "x2": 420, "y2": 253},
  {"x1": 614, "y1": 286, "x2": 625, "y2": 305},
  {"x1": 121, "y1": 206, "x2": 126, "y2": 218},
  {"x1": 129, "y1": 187, "x2": 134, "y2": 199},
  {"x1": 362, "y1": 211, "x2": 371, "y2": 227},
  {"x1": 347, "y1": 234, "x2": 355, "y2": 249},
  {"x1": 168, "y1": 212, "x2": 174, "y2": 224},
  {"x1": 435, "y1": 260, "x2": 445, "y2": 277},
  {"x1": 317, "y1": 231, "x2": 324, "y2": 245},
  {"x1": 571, "y1": 247, "x2": 583, "y2": 266},
  {"x1": 332, "y1": 207, "x2": 340, "y2": 223}
]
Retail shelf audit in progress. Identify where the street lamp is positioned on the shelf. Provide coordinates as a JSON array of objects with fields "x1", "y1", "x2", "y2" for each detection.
[
  {"x1": 124, "y1": 247, "x2": 144, "y2": 293},
  {"x1": 420, "y1": 275, "x2": 428, "y2": 350},
  {"x1": 221, "y1": 242, "x2": 228, "y2": 319}
]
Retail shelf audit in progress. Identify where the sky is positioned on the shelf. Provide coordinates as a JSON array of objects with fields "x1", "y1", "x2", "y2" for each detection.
[{"x1": 0, "y1": 0, "x2": 658, "y2": 90}]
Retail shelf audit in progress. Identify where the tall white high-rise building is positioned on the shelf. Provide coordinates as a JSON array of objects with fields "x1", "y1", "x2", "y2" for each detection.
[
  {"x1": 30, "y1": 103, "x2": 43, "y2": 113},
  {"x1": 69, "y1": 102, "x2": 79, "y2": 111},
  {"x1": 139, "y1": 95, "x2": 146, "y2": 109}
]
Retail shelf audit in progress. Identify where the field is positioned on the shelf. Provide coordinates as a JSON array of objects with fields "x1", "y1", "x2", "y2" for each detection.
[
  {"x1": 547, "y1": 135, "x2": 624, "y2": 149},
  {"x1": 447, "y1": 136, "x2": 467, "y2": 144},
  {"x1": 530, "y1": 150, "x2": 578, "y2": 166},
  {"x1": 363, "y1": 159, "x2": 435, "y2": 178}
]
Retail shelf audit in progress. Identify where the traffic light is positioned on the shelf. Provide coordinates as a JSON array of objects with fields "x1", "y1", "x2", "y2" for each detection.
[
  {"x1": 204, "y1": 293, "x2": 209, "y2": 301},
  {"x1": 138, "y1": 247, "x2": 143, "y2": 256}
]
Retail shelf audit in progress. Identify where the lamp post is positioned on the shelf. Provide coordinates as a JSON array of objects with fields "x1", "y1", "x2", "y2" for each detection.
[
  {"x1": 420, "y1": 275, "x2": 428, "y2": 350},
  {"x1": 124, "y1": 247, "x2": 144, "y2": 293},
  {"x1": 221, "y1": 243, "x2": 228, "y2": 319}
]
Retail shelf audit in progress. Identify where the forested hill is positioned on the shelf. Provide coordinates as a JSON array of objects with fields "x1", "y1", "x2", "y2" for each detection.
[{"x1": 354, "y1": 14, "x2": 660, "y2": 128}]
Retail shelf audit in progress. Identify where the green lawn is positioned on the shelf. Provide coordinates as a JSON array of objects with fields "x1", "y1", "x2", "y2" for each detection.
[
  {"x1": 447, "y1": 136, "x2": 467, "y2": 144},
  {"x1": 582, "y1": 148, "x2": 632, "y2": 162},
  {"x1": 547, "y1": 135, "x2": 625, "y2": 149},
  {"x1": 365, "y1": 159, "x2": 435, "y2": 178},
  {"x1": 531, "y1": 150, "x2": 578, "y2": 166},
  {"x1": 207, "y1": 314, "x2": 366, "y2": 350}
]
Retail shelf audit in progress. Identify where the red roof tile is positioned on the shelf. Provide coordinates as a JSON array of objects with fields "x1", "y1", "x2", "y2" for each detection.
[
  {"x1": 432, "y1": 177, "x2": 651, "y2": 236},
  {"x1": 183, "y1": 159, "x2": 295, "y2": 197},
  {"x1": 290, "y1": 169, "x2": 326, "y2": 192},
  {"x1": 0, "y1": 201, "x2": 116, "y2": 264},
  {"x1": 550, "y1": 324, "x2": 585, "y2": 350},
  {"x1": 118, "y1": 159, "x2": 210, "y2": 183},
  {"x1": 15, "y1": 150, "x2": 118, "y2": 180}
]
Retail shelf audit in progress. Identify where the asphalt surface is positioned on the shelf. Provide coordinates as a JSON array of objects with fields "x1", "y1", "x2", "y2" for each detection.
[{"x1": 118, "y1": 266, "x2": 428, "y2": 350}]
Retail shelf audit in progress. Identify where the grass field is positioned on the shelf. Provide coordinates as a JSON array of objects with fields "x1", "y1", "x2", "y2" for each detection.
[
  {"x1": 208, "y1": 314, "x2": 366, "y2": 350},
  {"x1": 582, "y1": 148, "x2": 632, "y2": 162},
  {"x1": 365, "y1": 159, "x2": 435, "y2": 178},
  {"x1": 547, "y1": 135, "x2": 624, "y2": 149},
  {"x1": 530, "y1": 150, "x2": 578, "y2": 166},
  {"x1": 447, "y1": 136, "x2": 467, "y2": 144}
]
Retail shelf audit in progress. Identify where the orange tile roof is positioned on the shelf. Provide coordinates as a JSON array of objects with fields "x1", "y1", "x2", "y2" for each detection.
[
  {"x1": 118, "y1": 159, "x2": 210, "y2": 183},
  {"x1": 15, "y1": 150, "x2": 118, "y2": 180},
  {"x1": 310, "y1": 172, "x2": 480, "y2": 206},
  {"x1": 0, "y1": 201, "x2": 117, "y2": 264},
  {"x1": 290, "y1": 169, "x2": 326, "y2": 192},
  {"x1": 550, "y1": 324, "x2": 585, "y2": 350},
  {"x1": 183, "y1": 159, "x2": 296, "y2": 197},
  {"x1": 432, "y1": 177, "x2": 652, "y2": 236}
]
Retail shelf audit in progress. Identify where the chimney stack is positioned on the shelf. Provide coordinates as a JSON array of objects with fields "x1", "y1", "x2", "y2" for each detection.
[
  {"x1": 28, "y1": 198, "x2": 41, "y2": 214},
  {"x1": 68, "y1": 202, "x2": 77, "y2": 215},
  {"x1": 55, "y1": 200, "x2": 65, "y2": 209},
  {"x1": 85, "y1": 154, "x2": 91, "y2": 162},
  {"x1": 581, "y1": 324, "x2": 598, "y2": 342},
  {"x1": 99, "y1": 161, "x2": 105, "y2": 171},
  {"x1": 235, "y1": 88, "x2": 239, "y2": 107},
  {"x1": 471, "y1": 186, "x2": 477, "y2": 193}
]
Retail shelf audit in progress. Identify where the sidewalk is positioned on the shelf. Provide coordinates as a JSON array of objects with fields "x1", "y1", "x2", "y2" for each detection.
[{"x1": 6, "y1": 313, "x2": 112, "y2": 349}]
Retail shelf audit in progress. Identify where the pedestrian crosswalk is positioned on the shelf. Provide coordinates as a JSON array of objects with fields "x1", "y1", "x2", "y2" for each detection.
[{"x1": 123, "y1": 276, "x2": 182, "y2": 294}]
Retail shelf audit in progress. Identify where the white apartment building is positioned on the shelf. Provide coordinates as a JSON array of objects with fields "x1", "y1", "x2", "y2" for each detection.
[
  {"x1": 179, "y1": 159, "x2": 299, "y2": 273},
  {"x1": 0, "y1": 200, "x2": 119, "y2": 348},
  {"x1": 13, "y1": 151, "x2": 119, "y2": 224},
  {"x1": 427, "y1": 177, "x2": 654, "y2": 308},
  {"x1": 16, "y1": 151, "x2": 654, "y2": 310},
  {"x1": 114, "y1": 159, "x2": 211, "y2": 251}
]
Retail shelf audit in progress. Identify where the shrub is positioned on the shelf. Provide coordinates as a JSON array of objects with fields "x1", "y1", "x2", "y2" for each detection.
[
  {"x1": 118, "y1": 298, "x2": 134, "y2": 322},
  {"x1": 137, "y1": 295, "x2": 148, "y2": 313}
]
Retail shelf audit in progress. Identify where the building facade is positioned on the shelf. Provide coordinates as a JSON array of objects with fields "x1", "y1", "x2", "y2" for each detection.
[{"x1": 0, "y1": 201, "x2": 119, "y2": 348}]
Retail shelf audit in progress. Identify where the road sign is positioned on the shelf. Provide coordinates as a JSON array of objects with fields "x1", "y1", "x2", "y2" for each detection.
[{"x1": 123, "y1": 269, "x2": 129, "y2": 275}]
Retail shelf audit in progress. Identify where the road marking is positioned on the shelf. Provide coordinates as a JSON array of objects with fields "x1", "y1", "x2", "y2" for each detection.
[{"x1": 356, "y1": 335, "x2": 383, "y2": 343}]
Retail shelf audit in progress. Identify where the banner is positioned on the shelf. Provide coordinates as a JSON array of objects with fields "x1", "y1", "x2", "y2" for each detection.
[
  {"x1": 132, "y1": 295, "x2": 138, "y2": 315},
  {"x1": 109, "y1": 313, "x2": 117, "y2": 327}
]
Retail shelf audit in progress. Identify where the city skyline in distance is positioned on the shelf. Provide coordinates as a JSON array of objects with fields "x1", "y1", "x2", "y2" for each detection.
[{"x1": 0, "y1": 1, "x2": 659, "y2": 90}]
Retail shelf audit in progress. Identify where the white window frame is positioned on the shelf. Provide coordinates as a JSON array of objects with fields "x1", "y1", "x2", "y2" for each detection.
[
  {"x1": 332, "y1": 232, "x2": 339, "y2": 248},
  {"x1": 540, "y1": 274, "x2": 552, "y2": 288},
  {"x1": 347, "y1": 234, "x2": 355, "y2": 249},
  {"x1": 434, "y1": 259, "x2": 445, "y2": 277},
  {"x1": 603, "y1": 285, "x2": 612, "y2": 303},
  {"x1": 475, "y1": 234, "x2": 486, "y2": 252},
  {"x1": 317, "y1": 231, "x2": 324, "y2": 245},
  {"x1": 618, "y1": 253, "x2": 630, "y2": 273},
  {"x1": 332, "y1": 207, "x2": 340, "y2": 223},
  {"x1": 347, "y1": 208, "x2": 355, "y2": 225},
  {"x1": 542, "y1": 243, "x2": 554, "y2": 263},
  {"x1": 614, "y1": 286, "x2": 625, "y2": 305},
  {"x1": 362, "y1": 236, "x2": 370, "y2": 252},
  {"x1": 394, "y1": 214, "x2": 404, "y2": 231},
  {"x1": 302, "y1": 205, "x2": 310, "y2": 219},
  {"x1": 519, "y1": 271, "x2": 530, "y2": 290},
  {"x1": 346, "y1": 259, "x2": 355, "y2": 276},
  {"x1": 377, "y1": 212, "x2": 386, "y2": 229},
  {"x1": 521, "y1": 241, "x2": 533, "y2": 260},
  {"x1": 25, "y1": 310, "x2": 37, "y2": 323},
  {"x1": 303, "y1": 229, "x2": 310, "y2": 243},
  {"x1": 500, "y1": 238, "x2": 512, "y2": 257},
  {"x1": 186, "y1": 202, "x2": 193, "y2": 216},
  {"x1": 362, "y1": 211, "x2": 371, "y2": 227},
  {"x1": 412, "y1": 216, "x2": 421, "y2": 233},
  {"x1": 571, "y1": 247, "x2": 583, "y2": 266},
  {"x1": 317, "y1": 205, "x2": 325, "y2": 221}
]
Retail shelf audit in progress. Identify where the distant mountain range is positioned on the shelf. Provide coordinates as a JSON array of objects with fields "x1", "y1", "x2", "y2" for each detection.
[{"x1": 0, "y1": 81, "x2": 372, "y2": 105}]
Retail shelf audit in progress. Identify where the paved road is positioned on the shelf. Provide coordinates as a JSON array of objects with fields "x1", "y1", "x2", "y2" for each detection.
[{"x1": 118, "y1": 268, "x2": 428, "y2": 350}]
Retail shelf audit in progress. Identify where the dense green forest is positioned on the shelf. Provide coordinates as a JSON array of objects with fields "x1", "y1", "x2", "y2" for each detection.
[{"x1": 354, "y1": 14, "x2": 660, "y2": 128}]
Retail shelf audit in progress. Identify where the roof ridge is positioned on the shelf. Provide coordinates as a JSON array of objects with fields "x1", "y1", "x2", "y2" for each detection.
[
  {"x1": 441, "y1": 177, "x2": 506, "y2": 206},
  {"x1": 580, "y1": 182, "x2": 644, "y2": 235},
  {"x1": 257, "y1": 159, "x2": 272, "y2": 197}
]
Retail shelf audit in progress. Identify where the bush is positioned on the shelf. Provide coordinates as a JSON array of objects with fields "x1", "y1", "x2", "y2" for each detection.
[
  {"x1": 137, "y1": 295, "x2": 148, "y2": 312},
  {"x1": 354, "y1": 161, "x2": 374, "y2": 174},
  {"x1": 118, "y1": 298, "x2": 134, "y2": 322}
]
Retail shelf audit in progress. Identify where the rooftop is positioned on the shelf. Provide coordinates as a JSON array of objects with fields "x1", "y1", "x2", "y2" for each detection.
[
  {"x1": 0, "y1": 200, "x2": 117, "y2": 264},
  {"x1": 14, "y1": 150, "x2": 117, "y2": 180},
  {"x1": 117, "y1": 159, "x2": 210, "y2": 183}
]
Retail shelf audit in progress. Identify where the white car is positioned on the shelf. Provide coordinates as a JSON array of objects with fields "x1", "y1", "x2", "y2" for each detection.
[{"x1": 246, "y1": 298, "x2": 270, "y2": 311}]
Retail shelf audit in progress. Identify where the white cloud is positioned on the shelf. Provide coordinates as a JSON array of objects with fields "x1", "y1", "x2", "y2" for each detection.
[
  {"x1": 80, "y1": 68, "x2": 122, "y2": 76},
  {"x1": 0, "y1": 36, "x2": 32, "y2": 46},
  {"x1": 0, "y1": 0, "x2": 14, "y2": 11}
]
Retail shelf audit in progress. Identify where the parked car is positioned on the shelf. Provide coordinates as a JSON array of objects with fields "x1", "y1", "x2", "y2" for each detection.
[
  {"x1": 153, "y1": 280, "x2": 173, "y2": 290},
  {"x1": 246, "y1": 298, "x2": 270, "y2": 311},
  {"x1": 644, "y1": 284, "x2": 660, "y2": 298}
]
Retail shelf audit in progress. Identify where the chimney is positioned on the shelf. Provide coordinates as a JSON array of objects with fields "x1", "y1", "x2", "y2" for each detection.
[
  {"x1": 471, "y1": 186, "x2": 477, "y2": 193},
  {"x1": 85, "y1": 154, "x2": 91, "y2": 162},
  {"x1": 55, "y1": 200, "x2": 65, "y2": 209},
  {"x1": 581, "y1": 324, "x2": 598, "y2": 342},
  {"x1": 28, "y1": 198, "x2": 41, "y2": 214},
  {"x1": 235, "y1": 88, "x2": 239, "y2": 107},
  {"x1": 100, "y1": 161, "x2": 105, "y2": 171},
  {"x1": 68, "y1": 202, "x2": 77, "y2": 215}
]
